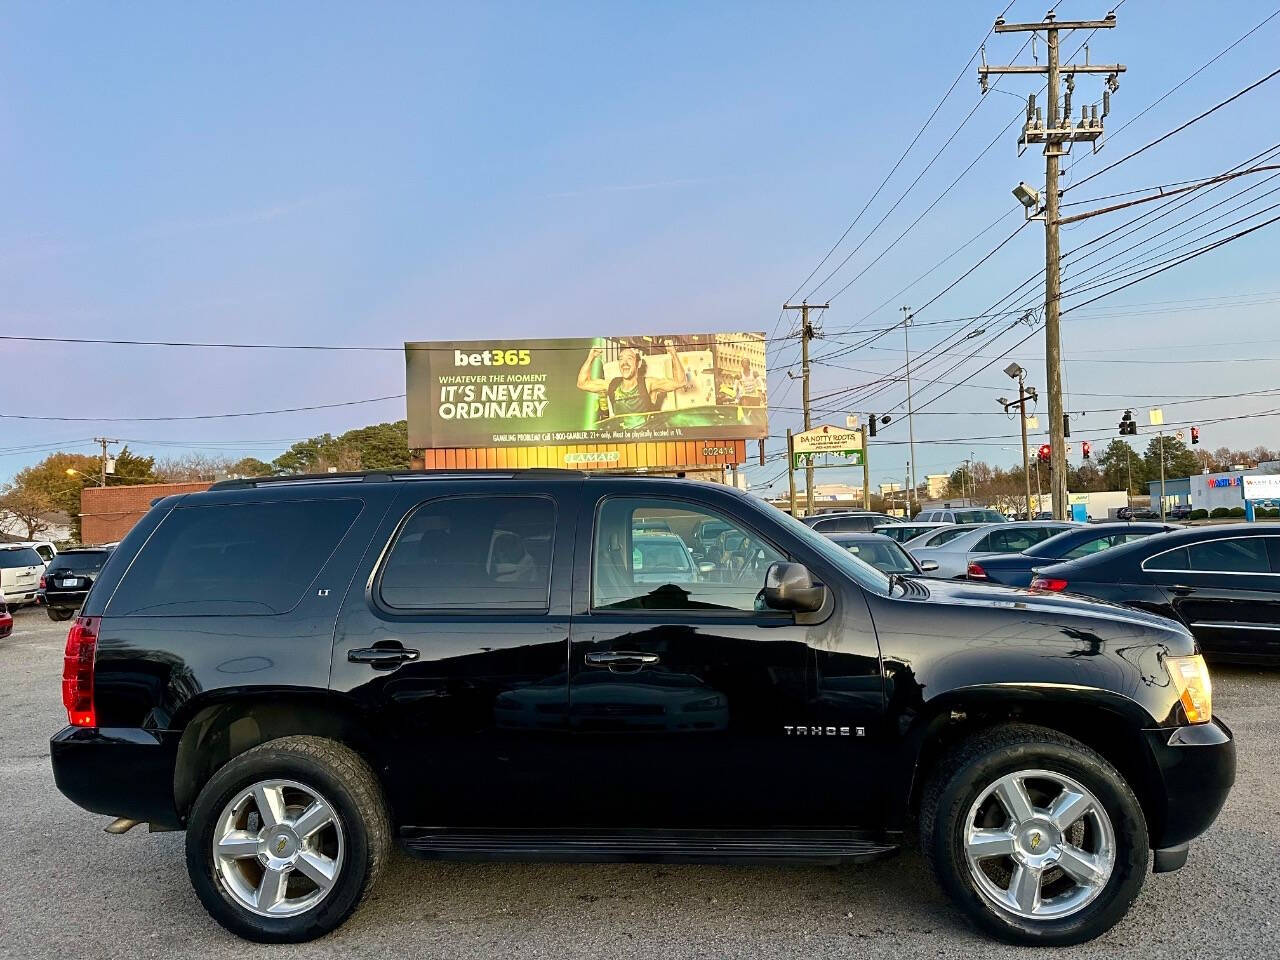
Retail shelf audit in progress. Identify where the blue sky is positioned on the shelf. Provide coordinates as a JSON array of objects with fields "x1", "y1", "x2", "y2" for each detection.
[{"x1": 2, "y1": 1, "x2": 1279, "y2": 493}]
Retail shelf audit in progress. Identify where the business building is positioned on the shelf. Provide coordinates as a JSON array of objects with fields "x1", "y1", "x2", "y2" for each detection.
[{"x1": 1150, "y1": 465, "x2": 1280, "y2": 514}]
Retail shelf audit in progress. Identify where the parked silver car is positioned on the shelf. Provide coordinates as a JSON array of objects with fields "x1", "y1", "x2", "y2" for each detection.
[{"x1": 908, "y1": 520, "x2": 1077, "y2": 578}]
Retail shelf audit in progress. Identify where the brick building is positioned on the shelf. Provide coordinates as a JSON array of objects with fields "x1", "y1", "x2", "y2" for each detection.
[{"x1": 81, "y1": 481, "x2": 211, "y2": 544}]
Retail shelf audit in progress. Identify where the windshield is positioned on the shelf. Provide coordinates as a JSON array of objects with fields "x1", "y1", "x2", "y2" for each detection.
[
  {"x1": 773, "y1": 509, "x2": 892, "y2": 595},
  {"x1": 48, "y1": 551, "x2": 109, "y2": 573},
  {"x1": 0, "y1": 548, "x2": 42, "y2": 568},
  {"x1": 954, "y1": 509, "x2": 1005, "y2": 524}
]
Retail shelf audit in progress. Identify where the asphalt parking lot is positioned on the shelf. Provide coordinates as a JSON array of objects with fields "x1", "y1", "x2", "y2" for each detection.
[{"x1": 2, "y1": 604, "x2": 1276, "y2": 959}]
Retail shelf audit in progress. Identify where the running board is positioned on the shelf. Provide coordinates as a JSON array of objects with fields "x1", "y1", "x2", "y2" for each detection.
[{"x1": 399, "y1": 828, "x2": 901, "y2": 865}]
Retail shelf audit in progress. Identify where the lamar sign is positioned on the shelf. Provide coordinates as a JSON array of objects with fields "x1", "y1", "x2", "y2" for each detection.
[{"x1": 793, "y1": 424, "x2": 863, "y2": 467}]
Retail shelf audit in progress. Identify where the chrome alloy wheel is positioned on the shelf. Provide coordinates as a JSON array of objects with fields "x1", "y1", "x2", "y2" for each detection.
[
  {"x1": 963, "y1": 768, "x2": 1116, "y2": 921},
  {"x1": 212, "y1": 779, "x2": 345, "y2": 918}
]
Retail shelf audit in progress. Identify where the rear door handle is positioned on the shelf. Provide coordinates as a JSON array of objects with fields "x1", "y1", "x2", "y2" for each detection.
[
  {"x1": 348, "y1": 645, "x2": 420, "y2": 668},
  {"x1": 584, "y1": 651, "x2": 660, "y2": 669}
]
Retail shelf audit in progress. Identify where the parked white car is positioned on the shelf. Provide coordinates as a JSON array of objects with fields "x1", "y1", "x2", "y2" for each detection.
[
  {"x1": 9, "y1": 540, "x2": 57, "y2": 564},
  {"x1": 0, "y1": 544, "x2": 46, "y2": 606}
]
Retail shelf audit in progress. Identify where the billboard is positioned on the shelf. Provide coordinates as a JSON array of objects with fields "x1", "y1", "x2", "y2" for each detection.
[{"x1": 406, "y1": 333, "x2": 767, "y2": 450}]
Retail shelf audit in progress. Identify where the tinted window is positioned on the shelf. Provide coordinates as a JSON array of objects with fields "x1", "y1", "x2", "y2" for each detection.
[
  {"x1": 985, "y1": 529, "x2": 1041, "y2": 552},
  {"x1": 48, "y1": 551, "x2": 109, "y2": 573},
  {"x1": 1061, "y1": 535, "x2": 1116, "y2": 560},
  {"x1": 34, "y1": 545, "x2": 54, "y2": 562},
  {"x1": 1147, "y1": 546, "x2": 1189, "y2": 571},
  {"x1": 594, "y1": 499, "x2": 785, "y2": 612},
  {"x1": 109, "y1": 499, "x2": 362, "y2": 616},
  {"x1": 379, "y1": 496, "x2": 554, "y2": 610},
  {"x1": 1186, "y1": 537, "x2": 1271, "y2": 574},
  {"x1": 0, "y1": 548, "x2": 41, "y2": 568},
  {"x1": 955, "y1": 509, "x2": 1005, "y2": 524}
]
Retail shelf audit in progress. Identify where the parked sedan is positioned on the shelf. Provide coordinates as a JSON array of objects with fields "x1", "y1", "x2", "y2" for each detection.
[
  {"x1": 1030, "y1": 524, "x2": 1280, "y2": 664},
  {"x1": 967, "y1": 522, "x2": 1178, "y2": 587},
  {"x1": 872, "y1": 521, "x2": 951, "y2": 544},
  {"x1": 825, "y1": 532, "x2": 938, "y2": 576},
  {"x1": 801, "y1": 511, "x2": 901, "y2": 533},
  {"x1": 910, "y1": 520, "x2": 1076, "y2": 579},
  {"x1": 37, "y1": 546, "x2": 114, "y2": 621}
]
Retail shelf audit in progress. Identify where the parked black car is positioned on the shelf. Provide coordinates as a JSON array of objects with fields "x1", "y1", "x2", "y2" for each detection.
[
  {"x1": 1031, "y1": 523, "x2": 1280, "y2": 664},
  {"x1": 51, "y1": 471, "x2": 1233, "y2": 946},
  {"x1": 37, "y1": 546, "x2": 114, "y2": 621},
  {"x1": 968, "y1": 523, "x2": 1178, "y2": 588},
  {"x1": 800, "y1": 510, "x2": 901, "y2": 533}
]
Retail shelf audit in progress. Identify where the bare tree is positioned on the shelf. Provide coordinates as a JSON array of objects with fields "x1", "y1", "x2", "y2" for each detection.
[{"x1": 0, "y1": 484, "x2": 58, "y2": 539}]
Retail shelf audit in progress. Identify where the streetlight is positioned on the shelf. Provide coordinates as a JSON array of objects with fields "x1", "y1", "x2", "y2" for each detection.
[{"x1": 65, "y1": 468, "x2": 104, "y2": 487}]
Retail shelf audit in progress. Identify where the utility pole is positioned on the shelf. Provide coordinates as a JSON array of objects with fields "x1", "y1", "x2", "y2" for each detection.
[
  {"x1": 900, "y1": 305, "x2": 918, "y2": 515},
  {"x1": 783, "y1": 300, "x2": 828, "y2": 516},
  {"x1": 981, "y1": 11, "x2": 1125, "y2": 520},
  {"x1": 93, "y1": 437, "x2": 119, "y2": 487},
  {"x1": 860, "y1": 424, "x2": 871, "y2": 509},
  {"x1": 786, "y1": 429, "x2": 798, "y2": 517},
  {"x1": 1159, "y1": 431, "x2": 1167, "y2": 521},
  {"x1": 999, "y1": 372, "x2": 1036, "y2": 521}
]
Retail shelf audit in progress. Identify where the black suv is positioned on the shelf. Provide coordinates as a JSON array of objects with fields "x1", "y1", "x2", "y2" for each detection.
[
  {"x1": 50, "y1": 471, "x2": 1234, "y2": 946},
  {"x1": 37, "y1": 546, "x2": 114, "y2": 621}
]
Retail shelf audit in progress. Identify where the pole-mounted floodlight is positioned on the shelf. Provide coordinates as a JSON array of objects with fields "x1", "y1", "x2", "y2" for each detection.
[{"x1": 1004, "y1": 362, "x2": 1024, "y2": 380}]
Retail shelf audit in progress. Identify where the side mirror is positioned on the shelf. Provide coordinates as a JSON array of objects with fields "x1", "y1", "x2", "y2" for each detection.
[
  {"x1": 918, "y1": 559, "x2": 939, "y2": 572},
  {"x1": 763, "y1": 562, "x2": 825, "y2": 613}
]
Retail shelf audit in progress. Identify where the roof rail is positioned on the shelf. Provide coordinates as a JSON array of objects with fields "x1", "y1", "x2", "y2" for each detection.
[{"x1": 207, "y1": 468, "x2": 586, "y2": 491}]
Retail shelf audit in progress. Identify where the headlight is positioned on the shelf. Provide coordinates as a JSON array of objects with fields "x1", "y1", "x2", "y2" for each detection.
[{"x1": 1166, "y1": 654, "x2": 1212, "y2": 724}]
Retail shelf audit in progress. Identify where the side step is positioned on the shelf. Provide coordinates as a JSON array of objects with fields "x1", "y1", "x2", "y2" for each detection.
[{"x1": 400, "y1": 828, "x2": 901, "y2": 865}]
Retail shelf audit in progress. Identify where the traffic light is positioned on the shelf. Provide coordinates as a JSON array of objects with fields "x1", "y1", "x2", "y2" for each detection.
[
  {"x1": 869, "y1": 416, "x2": 877, "y2": 438},
  {"x1": 1063, "y1": 413, "x2": 1071, "y2": 438},
  {"x1": 1191, "y1": 426, "x2": 1200, "y2": 445},
  {"x1": 1082, "y1": 441, "x2": 1091, "y2": 460},
  {"x1": 1118, "y1": 410, "x2": 1137, "y2": 435},
  {"x1": 1038, "y1": 444, "x2": 1052, "y2": 464}
]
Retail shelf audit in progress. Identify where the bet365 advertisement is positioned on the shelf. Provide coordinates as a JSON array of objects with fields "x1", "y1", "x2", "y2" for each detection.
[{"x1": 405, "y1": 333, "x2": 768, "y2": 449}]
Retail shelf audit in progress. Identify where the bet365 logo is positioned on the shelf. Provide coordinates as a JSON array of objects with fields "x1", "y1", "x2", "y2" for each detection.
[{"x1": 453, "y1": 348, "x2": 531, "y2": 367}]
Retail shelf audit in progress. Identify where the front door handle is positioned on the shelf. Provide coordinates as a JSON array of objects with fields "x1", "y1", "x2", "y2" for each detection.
[
  {"x1": 584, "y1": 651, "x2": 660, "y2": 670},
  {"x1": 348, "y1": 644, "x2": 420, "y2": 668},
  {"x1": 1170, "y1": 585, "x2": 1194, "y2": 596}
]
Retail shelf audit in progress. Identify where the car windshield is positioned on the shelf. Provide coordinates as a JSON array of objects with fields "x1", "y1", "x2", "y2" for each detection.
[
  {"x1": 48, "y1": 551, "x2": 109, "y2": 573},
  {"x1": 0, "y1": 548, "x2": 42, "y2": 568},
  {"x1": 837, "y1": 539, "x2": 916, "y2": 574},
  {"x1": 772, "y1": 509, "x2": 892, "y2": 595},
  {"x1": 631, "y1": 538, "x2": 693, "y2": 582},
  {"x1": 953, "y1": 509, "x2": 1005, "y2": 524}
]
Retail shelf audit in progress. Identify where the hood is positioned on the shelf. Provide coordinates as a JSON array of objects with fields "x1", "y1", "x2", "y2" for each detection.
[{"x1": 895, "y1": 575, "x2": 1186, "y2": 634}]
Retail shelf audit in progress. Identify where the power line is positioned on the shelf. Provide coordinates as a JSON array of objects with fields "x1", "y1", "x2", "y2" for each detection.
[{"x1": 0, "y1": 394, "x2": 405, "y2": 423}]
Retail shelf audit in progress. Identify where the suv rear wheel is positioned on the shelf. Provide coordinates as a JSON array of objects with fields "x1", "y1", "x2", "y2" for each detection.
[
  {"x1": 920, "y1": 724, "x2": 1148, "y2": 947},
  {"x1": 185, "y1": 736, "x2": 390, "y2": 943}
]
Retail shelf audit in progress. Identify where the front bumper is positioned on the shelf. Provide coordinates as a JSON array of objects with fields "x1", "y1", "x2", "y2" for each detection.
[
  {"x1": 50, "y1": 726, "x2": 182, "y2": 829},
  {"x1": 1143, "y1": 717, "x2": 1235, "y2": 850}
]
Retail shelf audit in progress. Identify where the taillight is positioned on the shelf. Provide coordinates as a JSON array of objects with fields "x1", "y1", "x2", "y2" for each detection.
[
  {"x1": 39, "y1": 574, "x2": 47, "y2": 589},
  {"x1": 967, "y1": 561, "x2": 987, "y2": 580},
  {"x1": 62, "y1": 616, "x2": 99, "y2": 727},
  {"x1": 1031, "y1": 577, "x2": 1069, "y2": 592}
]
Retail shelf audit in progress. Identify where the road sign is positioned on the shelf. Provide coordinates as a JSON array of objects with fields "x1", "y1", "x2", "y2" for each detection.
[
  {"x1": 845, "y1": 414, "x2": 860, "y2": 430},
  {"x1": 1025, "y1": 415, "x2": 1039, "y2": 430},
  {"x1": 1149, "y1": 408, "x2": 1164, "y2": 426},
  {"x1": 1175, "y1": 430, "x2": 1184, "y2": 442}
]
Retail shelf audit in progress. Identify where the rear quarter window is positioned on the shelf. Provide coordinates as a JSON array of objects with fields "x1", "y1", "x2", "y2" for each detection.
[{"x1": 107, "y1": 498, "x2": 363, "y2": 616}]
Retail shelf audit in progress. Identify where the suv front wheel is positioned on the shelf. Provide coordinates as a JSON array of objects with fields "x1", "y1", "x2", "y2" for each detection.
[
  {"x1": 185, "y1": 735, "x2": 390, "y2": 943},
  {"x1": 920, "y1": 724, "x2": 1149, "y2": 947}
]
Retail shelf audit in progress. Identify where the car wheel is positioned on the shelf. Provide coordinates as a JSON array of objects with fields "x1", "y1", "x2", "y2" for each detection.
[
  {"x1": 920, "y1": 723, "x2": 1148, "y2": 947},
  {"x1": 47, "y1": 608, "x2": 74, "y2": 622},
  {"x1": 185, "y1": 736, "x2": 390, "y2": 943}
]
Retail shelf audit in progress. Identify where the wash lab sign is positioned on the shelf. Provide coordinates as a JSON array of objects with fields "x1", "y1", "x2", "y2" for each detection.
[
  {"x1": 792, "y1": 424, "x2": 864, "y2": 467},
  {"x1": 1243, "y1": 475, "x2": 1280, "y2": 518}
]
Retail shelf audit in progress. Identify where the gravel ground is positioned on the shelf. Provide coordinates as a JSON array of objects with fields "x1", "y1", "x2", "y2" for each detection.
[{"x1": 1, "y1": 604, "x2": 1276, "y2": 959}]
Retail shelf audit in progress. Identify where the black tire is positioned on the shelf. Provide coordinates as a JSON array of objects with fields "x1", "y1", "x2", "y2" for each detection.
[
  {"x1": 47, "y1": 608, "x2": 74, "y2": 622},
  {"x1": 920, "y1": 723, "x2": 1148, "y2": 947},
  {"x1": 185, "y1": 735, "x2": 391, "y2": 943}
]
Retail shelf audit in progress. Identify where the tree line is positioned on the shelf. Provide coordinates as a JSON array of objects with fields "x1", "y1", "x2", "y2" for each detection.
[{"x1": 0, "y1": 421, "x2": 410, "y2": 543}]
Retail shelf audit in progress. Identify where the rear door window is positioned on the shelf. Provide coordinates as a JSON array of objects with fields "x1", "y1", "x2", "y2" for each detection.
[
  {"x1": 108, "y1": 498, "x2": 363, "y2": 616},
  {"x1": 1185, "y1": 537, "x2": 1271, "y2": 574},
  {"x1": 378, "y1": 496, "x2": 554, "y2": 611}
]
